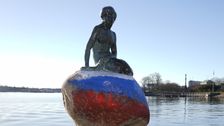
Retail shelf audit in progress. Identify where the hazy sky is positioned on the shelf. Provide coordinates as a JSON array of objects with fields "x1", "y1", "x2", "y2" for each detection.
[{"x1": 0, "y1": 0, "x2": 224, "y2": 88}]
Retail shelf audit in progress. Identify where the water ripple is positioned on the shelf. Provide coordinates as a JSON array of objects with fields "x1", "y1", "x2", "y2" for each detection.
[{"x1": 1, "y1": 93, "x2": 224, "y2": 126}]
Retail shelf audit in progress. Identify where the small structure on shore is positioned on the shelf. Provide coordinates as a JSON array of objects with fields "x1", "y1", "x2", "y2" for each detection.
[{"x1": 62, "y1": 6, "x2": 149, "y2": 126}]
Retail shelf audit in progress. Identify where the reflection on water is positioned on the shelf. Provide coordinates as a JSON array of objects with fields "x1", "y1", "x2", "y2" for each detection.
[
  {"x1": 148, "y1": 96, "x2": 224, "y2": 126},
  {"x1": 0, "y1": 93, "x2": 73, "y2": 126},
  {"x1": 0, "y1": 93, "x2": 224, "y2": 126}
]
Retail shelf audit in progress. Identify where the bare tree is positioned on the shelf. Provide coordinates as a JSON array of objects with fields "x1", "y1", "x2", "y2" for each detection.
[
  {"x1": 154, "y1": 72, "x2": 162, "y2": 85},
  {"x1": 141, "y1": 72, "x2": 162, "y2": 87},
  {"x1": 141, "y1": 76, "x2": 154, "y2": 88},
  {"x1": 212, "y1": 77, "x2": 224, "y2": 84}
]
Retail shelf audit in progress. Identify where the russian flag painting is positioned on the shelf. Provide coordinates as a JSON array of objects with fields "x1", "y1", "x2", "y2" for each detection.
[{"x1": 62, "y1": 70, "x2": 150, "y2": 126}]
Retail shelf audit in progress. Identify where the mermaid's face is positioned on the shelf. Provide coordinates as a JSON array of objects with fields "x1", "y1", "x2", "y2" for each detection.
[
  {"x1": 104, "y1": 14, "x2": 115, "y2": 27},
  {"x1": 101, "y1": 7, "x2": 116, "y2": 28}
]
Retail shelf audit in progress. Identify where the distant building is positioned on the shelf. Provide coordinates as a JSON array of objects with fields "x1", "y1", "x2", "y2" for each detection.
[
  {"x1": 200, "y1": 80, "x2": 208, "y2": 85},
  {"x1": 206, "y1": 80, "x2": 215, "y2": 85},
  {"x1": 188, "y1": 80, "x2": 201, "y2": 87}
]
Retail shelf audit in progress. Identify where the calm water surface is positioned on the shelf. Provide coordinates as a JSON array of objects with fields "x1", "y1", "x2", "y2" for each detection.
[{"x1": 0, "y1": 93, "x2": 224, "y2": 126}]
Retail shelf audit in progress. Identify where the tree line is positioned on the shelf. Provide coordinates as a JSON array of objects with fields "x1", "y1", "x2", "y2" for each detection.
[
  {"x1": 0, "y1": 85, "x2": 61, "y2": 93},
  {"x1": 141, "y1": 72, "x2": 224, "y2": 93}
]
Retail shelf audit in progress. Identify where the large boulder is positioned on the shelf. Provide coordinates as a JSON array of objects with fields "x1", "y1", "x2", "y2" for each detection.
[{"x1": 62, "y1": 70, "x2": 149, "y2": 126}]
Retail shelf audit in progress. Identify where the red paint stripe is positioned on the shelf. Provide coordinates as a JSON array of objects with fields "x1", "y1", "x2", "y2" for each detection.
[{"x1": 72, "y1": 90, "x2": 149, "y2": 126}]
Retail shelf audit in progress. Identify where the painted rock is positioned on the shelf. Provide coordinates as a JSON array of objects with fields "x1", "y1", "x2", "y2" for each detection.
[{"x1": 62, "y1": 70, "x2": 149, "y2": 126}]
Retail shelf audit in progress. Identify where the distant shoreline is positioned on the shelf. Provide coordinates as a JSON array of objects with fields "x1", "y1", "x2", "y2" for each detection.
[{"x1": 0, "y1": 85, "x2": 61, "y2": 93}]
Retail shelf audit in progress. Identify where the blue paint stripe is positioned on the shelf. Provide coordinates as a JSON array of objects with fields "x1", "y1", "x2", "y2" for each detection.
[{"x1": 68, "y1": 76, "x2": 148, "y2": 106}]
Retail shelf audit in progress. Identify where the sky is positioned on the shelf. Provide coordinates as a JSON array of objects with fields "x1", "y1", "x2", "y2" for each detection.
[{"x1": 0, "y1": 0, "x2": 224, "y2": 88}]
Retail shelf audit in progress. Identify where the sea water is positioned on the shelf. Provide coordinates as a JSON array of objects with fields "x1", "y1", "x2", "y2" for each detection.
[{"x1": 0, "y1": 93, "x2": 224, "y2": 126}]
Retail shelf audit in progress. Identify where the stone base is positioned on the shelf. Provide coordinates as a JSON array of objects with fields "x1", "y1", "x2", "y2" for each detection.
[{"x1": 62, "y1": 70, "x2": 149, "y2": 126}]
